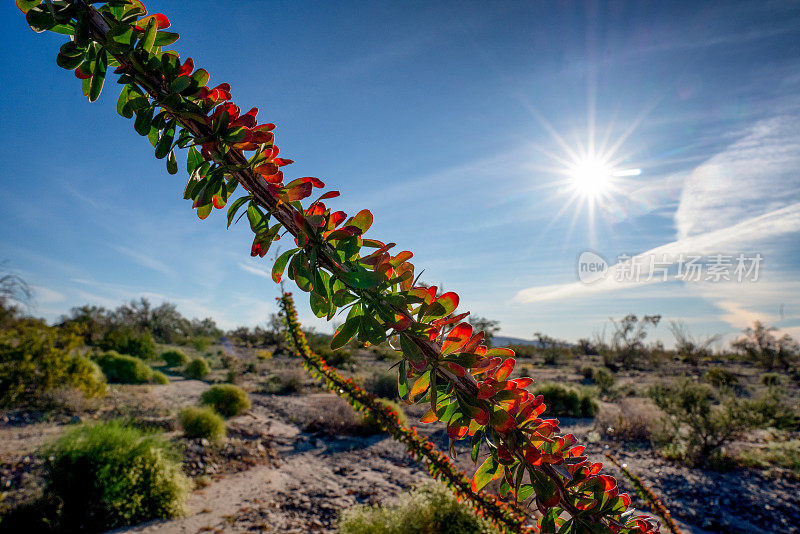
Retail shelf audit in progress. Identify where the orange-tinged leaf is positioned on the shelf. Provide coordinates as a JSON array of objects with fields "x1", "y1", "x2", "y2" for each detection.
[
  {"x1": 408, "y1": 371, "x2": 431, "y2": 402},
  {"x1": 493, "y1": 358, "x2": 515, "y2": 381},
  {"x1": 136, "y1": 13, "x2": 170, "y2": 30},
  {"x1": 471, "y1": 456, "x2": 502, "y2": 492},
  {"x1": 441, "y1": 323, "x2": 472, "y2": 355},
  {"x1": 348, "y1": 209, "x2": 373, "y2": 233},
  {"x1": 484, "y1": 347, "x2": 515, "y2": 358},
  {"x1": 389, "y1": 251, "x2": 413, "y2": 267},
  {"x1": 420, "y1": 408, "x2": 438, "y2": 423}
]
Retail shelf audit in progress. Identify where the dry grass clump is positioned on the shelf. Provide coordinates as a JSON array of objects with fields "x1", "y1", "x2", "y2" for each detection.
[{"x1": 596, "y1": 397, "x2": 661, "y2": 442}]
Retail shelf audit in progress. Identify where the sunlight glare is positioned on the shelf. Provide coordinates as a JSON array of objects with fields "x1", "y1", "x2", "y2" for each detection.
[{"x1": 569, "y1": 156, "x2": 612, "y2": 197}]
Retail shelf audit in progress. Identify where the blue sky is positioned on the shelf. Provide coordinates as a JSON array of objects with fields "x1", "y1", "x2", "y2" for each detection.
[{"x1": 2, "y1": 1, "x2": 799, "y2": 346}]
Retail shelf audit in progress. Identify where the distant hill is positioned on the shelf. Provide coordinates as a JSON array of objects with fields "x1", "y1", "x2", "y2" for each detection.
[{"x1": 493, "y1": 336, "x2": 542, "y2": 347}]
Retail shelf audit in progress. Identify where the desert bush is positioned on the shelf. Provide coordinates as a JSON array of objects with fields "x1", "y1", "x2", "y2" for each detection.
[
  {"x1": 535, "y1": 383, "x2": 597, "y2": 418},
  {"x1": 581, "y1": 366, "x2": 594, "y2": 380},
  {"x1": 606, "y1": 314, "x2": 661, "y2": 369},
  {"x1": 533, "y1": 332, "x2": 572, "y2": 365},
  {"x1": 337, "y1": 482, "x2": 499, "y2": 534},
  {"x1": 179, "y1": 406, "x2": 226, "y2": 441},
  {"x1": 184, "y1": 357, "x2": 211, "y2": 379},
  {"x1": 0, "y1": 321, "x2": 106, "y2": 407},
  {"x1": 255, "y1": 349, "x2": 273, "y2": 360},
  {"x1": 372, "y1": 344, "x2": 399, "y2": 361},
  {"x1": 95, "y1": 351, "x2": 160, "y2": 384},
  {"x1": 98, "y1": 327, "x2": 157, "y2": 361},
  {"x1": 301, "y1": 395, "x2": 362, "y2": 435},
  {"x1": 670, "y1": 321, "x2": 719, "y2": 366},
  {"x1": 366, "y1": 371, "x2": 398, "y2": 399},
  {"x1": 648, "y1": 380, "x2": 760, "y2": 466},
  {"x1": 593, "y1": 367, "x2": 616, "y2": 396},
  {"x1": 41, "y1": 420, "x2": 190, "y2": 532},
  {"x1": 262, "y1": 369, "x2": 305, "y2": 395},
  {"x1": 361, "y1": 398, "x2": 408, "y2": 434},
  {"x1": 732, "y1": 321, "x2": 799, "y2": 370},
  {"x1": 188, "y1": 336, "x2": 213, "y2": 351},
  {"x1": 519, "y1": 365, "x2": 532, "y2": 377},
  {"x1": 317, "y1": 347, "x2": 353, "y2": 367},
  {"x1": 161, "y1": 349, "x2": 189, "y2": 367},
  {"x1": 596, "y1": 398, "x2": 660, "y2": 441},
  {"x1": 761, "y1": 372, "x2": 781, "y2": 386},
  {"x1": 151, "y1": 370, "x2": 170, "y2": 384},
  {"x1": 704, "y1": 367, "x2": 739, "y2": 388},
  {"x1": 200, "y1": 384, "x2": 251, "y2": 417}
]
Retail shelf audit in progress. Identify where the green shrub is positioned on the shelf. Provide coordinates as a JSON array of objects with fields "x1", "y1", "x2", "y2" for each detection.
[
  {"x1": 593, "y1": 367, "x2": 616, "y2": 395},
  {"x1": 40, "y1": 421, "x2": 190, "y2": 532},
  {"x1": 704, "y1": 367, "x2": 739, "y2": 388},
  {"x1": 151, "y1": 370, "x2": 169, "y2": 384},
  {"x1": 361, "y1": 398, "x2": 408, "y2": 434},
  {"x1": 648, "y1": 380, "x2": 759, "y2": 466},
  {"x1": 761, "y1": 372, "x2": 781, "y2": 386},
  {"x1": 98, "y1": 328, "x2": 156, "y2": 361},
  {"x1": 200, "y1": 384, "x2": 251, "y2": 417},
  {"x1": 178, "y1": 406, "x2": 226, "y2": 441},
  {"x1": 0, "y1": 321, "x2": 106, "y2": 407},
  {"x1": 184, "y1": 357, "x2": 211, "y2": 379},
  {"x1": 366, "y1": 371, "x2": 398, "y2": 399},
  {"x1": 337, "y1": 482, "x2": 499, "y2": 534},
  {"x1": 161, "y1": 349, "x2": 189, "y2": 367},
  {"x1": 317, "y1": 347, "x2": 353, "y2": 367},
  {"x1": 535, "y1": 383, "x2": 597, "y2": 418},
  {"x1": 255, "y1": 349, "x2": 273, "y2": 360},
  {"x1": 95, "y1": 351, "x2": 162, "y2": 385}
]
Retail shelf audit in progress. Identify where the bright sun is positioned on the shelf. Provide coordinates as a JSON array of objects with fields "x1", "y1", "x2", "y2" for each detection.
[{"x1": 569, "y1": 156, "x2": 612, "y2": 197}]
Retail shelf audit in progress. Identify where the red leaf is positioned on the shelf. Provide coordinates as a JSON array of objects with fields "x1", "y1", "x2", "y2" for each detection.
[
  {"x1": 493, "y1": 358, "x2": 515, "y2": 381},
  {"x1": 477, "y1": 382, "x2": 495, "y2": 400},
  {"x1": 135, "y1": 13, "x2": 170, "y2": 31},
  {"x1": 212, "y1": 195, "x2": 225, "y2": 209},
  {"x1": 75, "y1": 67, "x2": 91, "y2": 79},
  {"x1": 318, "y1": 190, "x2": 340, "y2": 200},
  {"x1": 441, "y1": 322, "x2": 472, "y2": 355}
]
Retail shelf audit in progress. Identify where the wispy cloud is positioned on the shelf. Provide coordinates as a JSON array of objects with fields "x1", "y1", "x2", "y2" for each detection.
[
  {"x1": 515, "y1": 113, "x2": 800, "y2": 334},
  {"x1": 112, "y1": 245, "x2": 174, "y2": 276},
  {"x1": 239, "y1": 262, "x2": 271, "y2": 279}
]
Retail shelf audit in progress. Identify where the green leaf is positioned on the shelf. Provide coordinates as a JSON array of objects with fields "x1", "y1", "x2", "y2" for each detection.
[
  {"x1": 338, "y1": 269, "x2": 383, "y2": 289},
  {"x1": 26, "y1": 5, "x2": 56, "y2": 33},
  {"x1": 186, "y1": 147, "x2": 203, "y2": 174},
  {"x1": 155, "y1": 121, "x2": 176, "y2": 159},
  {"x1": 471, "y1": 456, "x2": 502, "y2": 492},
  {"x1": 191, "y1": 68, "x2": 209, "y2": 88},
  {"x1": 153, "y1": 31, "x2": 180, "y2": 46},
  {"x1": 56, "y1": 51, "x2": 83, "y2": 70},
  {"x1": 88, "y1": 52, "x2": 107, "y2": 102},
  {"x1": 247, "y1": 203, "x2": 267, "y2": 232},
  {"x1": 169, "y1": 75, "x2": 192, "y2": 94},
  {"x1": 116, "y1": 85, "x2": 133, "y2": 118},
  {"x1": 166, "y1": 150, "x2": 177, "y2": 175},
  {"x1": 226, "y1": 196, "x2": 250, "y2": 228},
  {"x1": 331, "y1": 303, "x2": 363, "y2": 349},
  {"x1": 272, "y1": 248, "x2": 299, "y2": 283},
  {"x1": 517, "y1": 484, "x2": 536, "y2": 501},
  {"x1": 470, "y1": 430, "x2": 483, "y2": 463},
  {"x1": 399, "y1": 334, "x2": 426, "y2": 369},
  {"x1": 141, "y1": 17, "x2": 158, "y2": 53},
  {"x1": 134, "y1": 107, "x2": 153, "y2": 136},
  {"x1": 310, "y1": 292, "x2": 330, "y2": 318},
  {"x1": 127, "y1": 85, "x2": 149, "y2": 112},
  {"x1": 196, "y1": 203, "x2": 212, "y2": 220},
  {"x1": 15, "y1": 0, "x2": 40, "y2": 14},
  {"x1": 398, "y1": 360, "x2": 408, "y2": 398}
]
